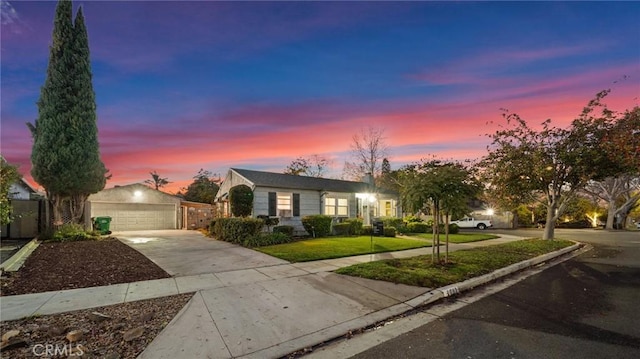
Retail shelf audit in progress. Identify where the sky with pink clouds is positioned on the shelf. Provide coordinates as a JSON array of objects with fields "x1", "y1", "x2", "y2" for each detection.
[{"x1": 2, "y1": 1, "x2": 639, "y2": 193}]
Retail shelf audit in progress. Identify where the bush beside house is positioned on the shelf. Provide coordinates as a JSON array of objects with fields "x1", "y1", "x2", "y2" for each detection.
[{"x1": 301, "y1": 215, "x2": 333, "y2": 237}]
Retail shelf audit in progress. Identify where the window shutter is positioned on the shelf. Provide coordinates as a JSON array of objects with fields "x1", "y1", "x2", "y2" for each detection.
[
  {"x1": 293, "y1": 193, "x2": 300, "y2": 217},
  {"x1": 268, "y1": 192, "x2": 277, "y2": 216}
]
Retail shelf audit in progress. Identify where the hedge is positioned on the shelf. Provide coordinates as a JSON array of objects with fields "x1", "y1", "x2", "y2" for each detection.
[
  {"x1": 273, "y1": 225, "x2": 294, "y2": 237},
  {"x1": 210, "y1": 217, "x2": 264, "y2": 245},
  {"x1": 407, "y1": 222, "x2": 429, "y2": 233},
  {"x1": 383, "y1": 226, "x2": 396, "y2": 237},
  {"x1": 243, "y1": 232, "x2": 292, "y2": 248},
  {"x1": 344, "y1": 218, "x2": 364, "y2": 235},
  {"x1": 301, "y1": 215, "x2": 332, "y2": 237},
  {"x1": 332, "y1": 223, "x2": 351, "y2": 236}
]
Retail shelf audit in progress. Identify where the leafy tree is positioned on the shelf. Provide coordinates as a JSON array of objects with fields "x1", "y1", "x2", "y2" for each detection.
[
  {"x1": 482, "y1": 91, "x2": 629, "y2": 240},
  {"x1": 284, "y1": 155, "x2": 330, "y2": 177},
  {"x1": 28, "y1": 0, "x2": 108, "y2": 226},
  {"x1": 229, "y1": 185, "x2": 254, "y2": 217},
  {"x1": 0, "y1": 157, "x2": 22, "y2": 225},
  {"x1": 183, "y1": 169, "x2": 220, "y2": 204},
  {"x1": 343, "y1": 126, "x2": 389, "y2": 182},
  {"x1": 399, "y1": 160, "x2": 479, "y2": 262},
  {"x1": 144, "y1": 170, "x2": 170, "y2": 190}
]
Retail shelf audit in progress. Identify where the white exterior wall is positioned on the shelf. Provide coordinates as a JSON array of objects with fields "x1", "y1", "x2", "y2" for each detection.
[
  {"x1": 8, "y1": 182, "x2": 31, "y2": 200},
  {"x1": 216, "y1": 170, "x2": 255, "y2": 200},
  {"x1": 86, "y1": 183, "x2": 181, "y2": 230},
  {"x1": 253, "y1": 187, "x2": 320, "y2": 217}
]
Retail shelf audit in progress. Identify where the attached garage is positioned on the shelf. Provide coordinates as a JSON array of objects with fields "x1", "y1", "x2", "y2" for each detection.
[{"x1": 86, "y1": 183, "x2": 180, "y2": 231}]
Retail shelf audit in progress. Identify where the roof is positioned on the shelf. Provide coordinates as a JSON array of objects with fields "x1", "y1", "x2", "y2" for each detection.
[{"x1": 231, "y1": 168, "x2": 383, "y2": 193}]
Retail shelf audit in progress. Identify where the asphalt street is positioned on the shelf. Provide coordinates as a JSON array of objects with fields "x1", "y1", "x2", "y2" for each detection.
[{"x1": 348, "y1": 229, "x2": 640, "y2": 359}]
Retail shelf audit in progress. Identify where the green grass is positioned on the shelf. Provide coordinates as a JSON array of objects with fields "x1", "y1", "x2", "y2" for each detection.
[
  {"x1": 256, "y1": 236, "x2": 431, "y2": 262},
  {"x1": 404, "y1": 233, "x2": 498, "y2": 243},
  {"x1": 335, "y1": 239, "x2": 573, "y2": 288}
]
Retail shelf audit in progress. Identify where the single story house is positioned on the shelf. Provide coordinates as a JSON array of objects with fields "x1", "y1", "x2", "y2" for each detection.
[
  {"x1": 214, "y1": 168, "x2": 401, "y2": 233},
  {"x1": 86, "y1": 183, "x2": 181, "y2": 231}
]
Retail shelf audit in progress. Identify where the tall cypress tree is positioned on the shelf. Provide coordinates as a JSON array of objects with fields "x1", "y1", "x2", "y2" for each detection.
[{"x1": 28, "y1": 0, "x2": 107, "y2": 226}]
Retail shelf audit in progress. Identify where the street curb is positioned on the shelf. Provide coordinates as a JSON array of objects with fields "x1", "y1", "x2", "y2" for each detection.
[
  {"x1": 433, "y1": 241, "x2": 583, "y2": 300},
  {"x1": 0, "y1": 238, "x2": 40, "y2": 272},
  {"x1": 278, "y1": 241, "x2": 585, "y2": 358}
]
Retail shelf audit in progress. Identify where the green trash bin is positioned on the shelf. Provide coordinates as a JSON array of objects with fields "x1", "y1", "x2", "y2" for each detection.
[{"x1": 93, "y1": 216, "x2": 112, "y2": 235}]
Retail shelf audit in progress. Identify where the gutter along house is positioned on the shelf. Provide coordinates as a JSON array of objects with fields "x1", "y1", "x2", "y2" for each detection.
[{"x1": 214, "y1": 168, "x2": 401, "y2": 233}]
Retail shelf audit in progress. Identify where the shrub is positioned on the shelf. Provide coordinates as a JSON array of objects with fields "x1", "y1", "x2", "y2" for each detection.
[
  {"x1": 229, "y1": 185, "x2": 254, "y2": 217},
  {"x1": 407, "y1": 222, "x2": 429, "y2": 233},
  {"x1": 422, "y1": 220, "x2": 459, "y2": 234},
  {"x1": 383, "y1": 226, "x2": 396, "y2": 237},
  {"x1": 301, "y1": 215, "x2": 332, "y2": 237},
  {"x1": 343, "y1": 218, "x2": 364, "y2": 235},
  {"x1": 243, "y1": 232, "x2": 292, "y2": 248},
  {"x1": 50, "y1": 223, "x2": 100, "y2": 242},
  {"x1": 375, "y1": 216, "x2": 406, "y2": 234},
  {"x1": 332, "y1": 223, "x2": 351, "y2": 236},
  {"x1": 362, "y1": 225, "x2": 373, "y2": 235},
  {"x1": 273, "y1": 225, "x2": 294, "y2": 237},
  {"x1": 557, "y1": 220, "x2": 592, "y2": 229},
  {"x1": 404, "y1": 215, "x2": 423, "y2": 223},
  {"x1": 257, "y1": 215, "x2": 279, "y2": 231},
  {"x1": 380, "y1": 216, "x2": 404, "y2": 229},
  {"x1": 213, "y1": 217, "x2": 264, "y2": 245}
]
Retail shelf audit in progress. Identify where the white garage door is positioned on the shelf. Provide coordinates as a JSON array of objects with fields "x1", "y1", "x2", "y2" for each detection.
[{"x1": 90, "y1": 203, "x2": 176, "y2": 231}]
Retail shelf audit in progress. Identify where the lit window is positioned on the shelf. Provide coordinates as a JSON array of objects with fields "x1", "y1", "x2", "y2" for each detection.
[
  {"x1": 278, "y1": 193, "x2": 291, "y2": 216},
  {"x1": 325, "y1": 197, "x2": 348, "y2": 216},
  {"x1": 338, "y1": 199, "x2": 348, "y2": 216}
]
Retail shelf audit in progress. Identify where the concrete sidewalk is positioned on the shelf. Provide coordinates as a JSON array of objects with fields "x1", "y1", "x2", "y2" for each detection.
[{"x1": 0, "y1": 234, "x2": 577, "y2": 358}]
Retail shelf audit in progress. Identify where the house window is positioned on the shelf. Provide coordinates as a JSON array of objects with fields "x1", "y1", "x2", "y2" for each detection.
[
  {"x1": 325, "y1": 198, "x2": 348, "y2": 216},
  {"x1": 278, "y1": 193, "x2": 292, "y2": 217},
  {"x1": 382, "y1": 200, "x2": 396, "y2": 217}
]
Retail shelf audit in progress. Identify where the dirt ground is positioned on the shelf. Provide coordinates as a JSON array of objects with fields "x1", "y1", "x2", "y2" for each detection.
[{"x1": 1, "y1": 238, "x2": 192, "y2": 358}]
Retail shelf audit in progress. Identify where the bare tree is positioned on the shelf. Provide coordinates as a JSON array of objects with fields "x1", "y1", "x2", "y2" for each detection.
[
  {"x1": 584, "y1": 175, "x2": 640, "y2": 229},
  {"x1": 343, "y1": 126, "x2": 389, "y2": 182},
  {"x1": 284, "y1": 155, "x2": 331, "y2": 177}
]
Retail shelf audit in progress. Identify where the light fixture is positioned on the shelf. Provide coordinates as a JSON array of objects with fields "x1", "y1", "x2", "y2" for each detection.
[{"x1": 134, "y1": 190, "x2": 142, "y2": 197}]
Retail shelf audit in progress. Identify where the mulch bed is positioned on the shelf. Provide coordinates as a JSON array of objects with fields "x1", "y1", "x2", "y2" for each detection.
[
  {"x1": 0, "y1": 238, "x2": 193, "y2": 358},
  {"x1": 1, "y1": 238, "x2": 171, "y2": 296},
  {"x1": 0, "y1": 293, "x2": 194, "y2": 358}
]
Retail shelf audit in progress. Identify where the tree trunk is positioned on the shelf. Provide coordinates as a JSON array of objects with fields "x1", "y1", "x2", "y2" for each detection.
[
  {"x1": 543, "y1": 203, "x2": 556, "y2": 240},
  {"x1": 444, "y1": 212, "x2": 450, "y2": 264},
  {"x1": 511, "y1": 210, "x2": 519, "y2": 229},
  {"x1": 69, "y1": 193, "x2": 89, "y2": 225},
  {"x1": 50, "y1": 193, "x2": 65, "y2": 229},
  {"x1": 605, "y1": 198, "x2": 616, "y2": 229}
]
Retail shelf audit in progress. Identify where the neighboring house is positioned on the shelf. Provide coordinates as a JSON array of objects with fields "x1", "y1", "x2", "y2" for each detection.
[
  {"x1": 8, "y1": 178, "x2": 39, "y2": 200},
  {"x1": 2, "y1": 179, "x2": 42, "y2": 239},
  {"x1": 86, "y1": 183, "x2": 181, "y2": 231},
  {"x1": 214, "y1": 168, "x2": 401, "y2": 233}
]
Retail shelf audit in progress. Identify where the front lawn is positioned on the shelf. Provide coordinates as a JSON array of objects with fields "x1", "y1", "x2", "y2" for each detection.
[
  {"x1": 404, "y1": 233, "x2": 498, "y2": 243},
  {"x1": 256, "y1": 236, "x2": 431, "y2": 262},
  {"x1": 335, "y1": 239, "x2": 573, "y2": 288}
]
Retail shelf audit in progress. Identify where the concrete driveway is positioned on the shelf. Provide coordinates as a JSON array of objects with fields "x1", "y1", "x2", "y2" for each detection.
[{"x1": 115, "y1": 230, "x2": 288, "y2": 277}]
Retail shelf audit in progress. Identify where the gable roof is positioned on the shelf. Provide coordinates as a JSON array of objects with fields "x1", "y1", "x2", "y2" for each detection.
[{"x1": 231, "y1": 168, "x2": 378, "y2": 193}]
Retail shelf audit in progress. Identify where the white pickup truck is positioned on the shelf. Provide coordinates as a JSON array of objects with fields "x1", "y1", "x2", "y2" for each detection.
[{"x1": 450, "y1": 217, "x2": 492, "y2": 230}]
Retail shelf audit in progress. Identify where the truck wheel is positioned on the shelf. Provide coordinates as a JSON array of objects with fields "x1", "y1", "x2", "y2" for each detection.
[{"x1": 477, "y1": 223, "x2": 487, "y2": 230}]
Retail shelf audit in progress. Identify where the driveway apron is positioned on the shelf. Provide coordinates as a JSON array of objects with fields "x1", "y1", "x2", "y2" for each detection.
[{"x1": 116, "y1": 230, "x2": 288, "y2": 277}]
